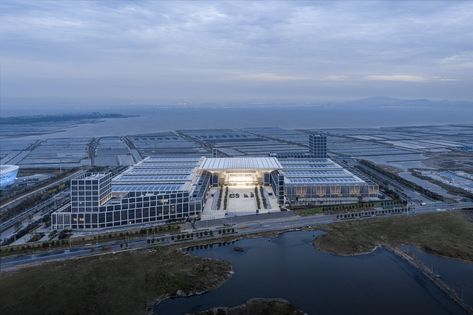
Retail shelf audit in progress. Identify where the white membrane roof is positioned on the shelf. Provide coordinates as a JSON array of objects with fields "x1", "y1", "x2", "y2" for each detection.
[
  {"x1": 0, "y1": 165, "x2": 19, "y2": 173},
  {"x1": 200, "y1": 157, "x2": 282, "y2": 171}
]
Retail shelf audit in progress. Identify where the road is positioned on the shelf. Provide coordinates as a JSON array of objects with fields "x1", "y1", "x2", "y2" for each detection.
[
  {"x1": 0, "y1": 169, "x2": 85, "y2": 210},
  {"x1": 0, "y1": 192, "x2": 69, "y2": 236},
  {"x1": 2, "y1": 201, "x2": 472, "y2": 272},
  {"x1": 411, "y1": 201, "x2": 473, "y2": 213}
]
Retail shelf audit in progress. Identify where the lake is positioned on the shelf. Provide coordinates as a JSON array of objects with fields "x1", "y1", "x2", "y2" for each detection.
[{"x1": 156, "y1": 231, "x2": 468, "y2": 315}]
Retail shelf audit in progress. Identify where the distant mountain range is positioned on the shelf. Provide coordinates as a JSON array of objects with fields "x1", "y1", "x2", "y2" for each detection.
[
  {"x1": 337, "y1": 96, "x2": 473, "y2": 108},
  {"x1": 0, "y1": 112, "x2": 137, "y2": 124}
]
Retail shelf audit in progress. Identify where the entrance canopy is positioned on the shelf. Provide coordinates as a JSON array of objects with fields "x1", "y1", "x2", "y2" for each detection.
[{"x1": 199, "y1": 157, "x2": 282, "y2": 172}]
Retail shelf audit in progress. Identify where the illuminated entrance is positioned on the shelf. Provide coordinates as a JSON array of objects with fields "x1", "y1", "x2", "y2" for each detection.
[
  {"x1": 225, "y1": 172, "x2": 258, "y2": 187},
  {"x1": 199, "y1": 157, "x2": 283, "y2": 187},
  {"x1": 198, "y1": 157, "x2": 283, "y2": 218}
]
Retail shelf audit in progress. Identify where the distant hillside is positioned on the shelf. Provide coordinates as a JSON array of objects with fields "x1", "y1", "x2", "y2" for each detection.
[
  {"x1": 0, "y1": 112, "x2": 137, "y2": 125},
  {"x1": 338, "y1": 97, "x2": 473, "y2": 108}
]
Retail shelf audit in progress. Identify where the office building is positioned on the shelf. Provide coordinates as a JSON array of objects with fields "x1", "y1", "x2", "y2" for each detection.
[{"x1": 309, "y1": 134, "x2": 327, "y2": 158}]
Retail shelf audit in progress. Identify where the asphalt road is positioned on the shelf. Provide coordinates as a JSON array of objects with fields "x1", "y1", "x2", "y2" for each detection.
[
  {"x1": 0, "y1": 170, "x2": 85, "y2": 210},
  {"x1": 2, "y1": 200, "x2": 471, "y2": 272}
]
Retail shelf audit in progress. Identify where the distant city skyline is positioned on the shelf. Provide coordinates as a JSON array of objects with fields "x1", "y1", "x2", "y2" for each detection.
[{"x1": 1, "y1": 0, "x2": 473, "y2": 112}]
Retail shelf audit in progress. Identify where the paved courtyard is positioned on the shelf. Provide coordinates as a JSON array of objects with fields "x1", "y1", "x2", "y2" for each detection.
[{"x1": 202, "y1": 185, "x2": 280, "y2": 220}]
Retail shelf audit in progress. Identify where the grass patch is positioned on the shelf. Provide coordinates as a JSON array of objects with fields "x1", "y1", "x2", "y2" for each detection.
[
  {"x1": 315, "y1": 211, "x2": 473, "y2": 261},
  {"x1": 293, "y1": 207, "x2": 323, "y2": 216},
  {"x1": 0, "y1": 248, "x2": 231, "y2": 315}
]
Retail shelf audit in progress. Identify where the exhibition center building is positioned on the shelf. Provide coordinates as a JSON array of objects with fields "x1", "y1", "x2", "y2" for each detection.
[
  {"x1": 0, "y1": 165, "x2": 19, "y2": 188},
  {"x1": 52, "y1": 156, "x2": 378, "y2": 230}
]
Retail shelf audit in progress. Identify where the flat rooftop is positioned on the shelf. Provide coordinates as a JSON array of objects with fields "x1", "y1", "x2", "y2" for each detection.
[
  {"x1": 199, "y1": 157, "x2": 282, "y2": 171},
  {"x1": 80, "y1": 173, "x2": 108, "y2": 180},
  {"x1": 112, "y1": 157, "x2": 202, "y2": 193},
  {"x1": 109, "y1": 156, "x2": 370, "y2": 194},
  {"x1": 279, "y1": 158, "x2": 367, "y2": 186},
  {"x1": 0, "y1": 164, "x2": 19, "y2": 173}
]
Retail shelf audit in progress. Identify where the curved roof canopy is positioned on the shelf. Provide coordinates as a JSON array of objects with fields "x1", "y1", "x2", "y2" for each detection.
[{"x1": 199, "y1": 157, "x2": 282, "y2": 171}]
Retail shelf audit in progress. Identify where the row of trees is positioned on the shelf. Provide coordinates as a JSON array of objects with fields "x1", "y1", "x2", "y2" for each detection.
[
  {"x1": 150, "y1": 227, "x2": 237, "y2": 243},
  {"x1": 291, "y1": 199, "x2": 407, "y2": 215},
  {"x1": 223, "y1": 186, "x2": 229, "y2": 210},
  {"x1": 0, "y1": 182, "x2": 69, "y2": 224},
  {"x1": 0, "y1": 168, "x2": 76, "y2": 203},
  {"x1": 1, "y1": 220, "x2": 41, "y2": 246},
  {"x1": 255, "y1": 187, "x2": 261, "y2": 209},
  {"x1": 1, "y1": 223, "x2": 180, "y2": 255},
  {"x1": 259, "y1": 186, "x2": 268, "y2": 209},
  {"x1": 359, "y1": 160, "x2": 445, "y2": 201},
  {"x1": 411, "y1": 169, "x2": 473, "y2": 200},
  {"x1": 217, "y1": 185, "x2": 224, "y2": 209}
]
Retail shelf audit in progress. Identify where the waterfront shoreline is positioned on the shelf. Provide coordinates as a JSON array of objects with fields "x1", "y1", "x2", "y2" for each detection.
[
  {"x1": 189, "y1": 297, "x2": 306, "y2": 315},
  {"x1": 387, "y1": 246, "x2": 473, "y2": 315},
  {"x1": 151, "y1": 259, "x2": 234, "y2": 315}
]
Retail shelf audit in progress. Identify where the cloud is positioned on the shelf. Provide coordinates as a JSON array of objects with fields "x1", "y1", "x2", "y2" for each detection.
[
  {"x1": 325, "y1": 75, "x2": 349, "y2": 81},
  {"x1": 230, "y1": 72, "x2": 307, "y2": 82},
  {"x1": 364, "y1": 74, "x2": 457, "y2": 83},
  {"x1": 0, "y1": 0, "x2": 472, "y2": 106},
  {"x1": 439, "y1": 52, "x2": 473, "y2": 68},
  {"x1": 365, "y1": 75, "x2": 430, "y2": 83}
]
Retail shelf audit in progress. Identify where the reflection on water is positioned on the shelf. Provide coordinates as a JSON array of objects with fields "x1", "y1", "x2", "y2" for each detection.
[
  {"x1": 402, "y1": 244, "x2": 473, "y2": 308},
  {"x1": 156, "y1": 231, "x2": 468, "y2": 315}
]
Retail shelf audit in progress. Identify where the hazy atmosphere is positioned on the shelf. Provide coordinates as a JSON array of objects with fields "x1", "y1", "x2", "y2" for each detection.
[
  {"x1": 2, "y1": 2, "x2": 473, "y2": 315},
  {"x1": 1, "y1": 0, "x2": 473, "y2": 113}
]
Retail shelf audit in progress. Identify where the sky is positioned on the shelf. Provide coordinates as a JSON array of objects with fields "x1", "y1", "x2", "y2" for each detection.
[{"x1": 1, "y1": 0, "x2": 473, "y2": 112}]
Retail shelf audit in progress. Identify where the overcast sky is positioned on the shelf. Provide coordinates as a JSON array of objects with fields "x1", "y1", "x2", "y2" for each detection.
[{"x1": 1, "y1": 0, "x2": 473, "y2": 111}]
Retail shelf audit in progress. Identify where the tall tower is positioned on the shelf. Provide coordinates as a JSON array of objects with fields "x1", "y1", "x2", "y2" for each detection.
[
  {"x1": 309, "y1": 134, "x2": 327, "y2": 158},
  {"x1": 70, "y1": 173, "x2": 112, "y2": 212}
]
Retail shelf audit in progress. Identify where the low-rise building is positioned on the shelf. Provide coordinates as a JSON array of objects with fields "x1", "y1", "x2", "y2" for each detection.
[{"x1": 52, "y1": 156, "x2": 378, "y2": 230}]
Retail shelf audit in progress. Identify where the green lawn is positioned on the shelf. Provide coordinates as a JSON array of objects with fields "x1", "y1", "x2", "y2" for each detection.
[{"x1": 292, "y1": 207, "x2": 324, "y2": 216}]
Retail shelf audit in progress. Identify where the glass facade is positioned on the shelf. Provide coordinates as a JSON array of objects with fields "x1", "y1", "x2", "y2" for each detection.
[
  {"x1": 278, "y1": 158, "x2": 379, "y2": 206},
  {"x1": 70, "y1": 173, "x2": 112, "y2": 212},
  {"x1": 309, "y1": 134, "x2": 327, "y2": 158},
  {"x1": 52, "y1": 190, "x2": 203, "y2": 229},
  {"x1": 52, "y1": 154, "x2": 378, "y2": 229},
  {"x1": 52, "y1": 157, "x2": 209, "y2": 230}
]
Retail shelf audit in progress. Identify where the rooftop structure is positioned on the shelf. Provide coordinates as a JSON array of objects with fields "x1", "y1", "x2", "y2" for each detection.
[
  {"x1": 199, "y1": 157, "x2": 282, "y2": 171},
  {"x1": 271, "y1": 158, "x2": 378, "y2": 205},
  {"x1": 52, "y1": 135, "x2": 378, "y2": 230},
  {"x1": 0, "y1": 165, "x2": 19, "y2": 188}
]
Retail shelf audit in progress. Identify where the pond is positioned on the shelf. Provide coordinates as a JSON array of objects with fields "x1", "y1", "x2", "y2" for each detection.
[
  {"x1": 402, "y1": 244, "x2": 473, "y2": 307},
  {"x1": 156, "y1": 231, "x2": 468, "y2": 314}
]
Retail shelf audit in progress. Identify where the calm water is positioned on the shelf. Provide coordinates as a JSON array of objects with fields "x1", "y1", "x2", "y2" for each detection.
[
  {"x1": 403, "y1": 245, "x2": 473, "y2": 307},
  {"x1": 21, "y1": 106, "x2": 473, "y2": 139},
  {"x1": 156, "y1": 231, "x2": 468, "y2": 315}
]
